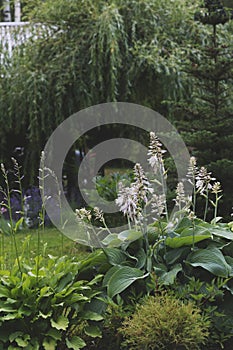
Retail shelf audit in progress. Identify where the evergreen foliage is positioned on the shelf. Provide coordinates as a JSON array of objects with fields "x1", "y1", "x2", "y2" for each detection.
[{"x1": 172, "y1": 0, "x2": 233, "y2": 218}]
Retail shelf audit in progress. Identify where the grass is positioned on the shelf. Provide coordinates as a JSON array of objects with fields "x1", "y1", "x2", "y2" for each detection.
[{"x1": 0, "y1": 226, "x2": 89, "y2": 269}]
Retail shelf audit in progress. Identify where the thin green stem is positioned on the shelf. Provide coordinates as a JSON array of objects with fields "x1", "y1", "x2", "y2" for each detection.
[
  {"x1": 203, "y1": 190, "x2": 209, "y2": 221},
  {"x1": 12, "y1": 158, "x2": 25, "y2": 226},
  {"x1": 36, "y1": 229, "x2": 40, "y2": 282},
  {"x1": 214, "y1": 195, "x2": 220, "y2": 221},
  {"x1": 192, "y1": 218, "x2": 195, "y2": 250},
  {"x1": 159, "y1": 165, "x2": 168, "y2": 222},
  {"x1": 1, "y1": 164, "x2": 22, "y2": 275}
]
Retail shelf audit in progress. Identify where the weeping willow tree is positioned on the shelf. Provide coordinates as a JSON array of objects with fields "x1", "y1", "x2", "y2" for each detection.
[{"x1": 0, "y1": 0, "x2": 208, "y2": 188}]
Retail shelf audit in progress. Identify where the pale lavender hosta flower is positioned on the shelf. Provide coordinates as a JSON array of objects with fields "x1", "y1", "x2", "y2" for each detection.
[
  {"x1": 133, "y1": 163, "x2": 153, "y2": 204},
  {"x1": 151, "y1": 194, "x2": 167, "y2": 219},
  {"x1": 115, "y1": 184, "x2": 138, "y2": 221},
  {"x1": 147, "y1": 132, "x2": 166, "y2": 176},
  {"x1": 174, "y1": 182, "x2": 192, "y2": 210},
  {"x1": 116, "y1": 163, "x2": 153, "y2": 222},
  {"x1": 118, "y1": 163, "x2": 153, "y2": 220},
  {"x1": 195, "y1": 166, "x2": 215, "y2": 195}
]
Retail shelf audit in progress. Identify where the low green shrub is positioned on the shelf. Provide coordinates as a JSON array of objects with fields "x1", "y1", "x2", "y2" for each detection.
[
  {"x1": 120, "y1": 292, "x2": 210, "y2": 350},
  {"x1": 0, "y1": 255, "x2": 103, "y2": 349},
  {"x1": 171, "y1": 277, "x2": 233, "y2": 349}
]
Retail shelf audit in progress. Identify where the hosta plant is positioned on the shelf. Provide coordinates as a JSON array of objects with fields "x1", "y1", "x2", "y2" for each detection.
[
  {"x1": 75, "y1": 131, "x2": 233, "y2": 348},
  {"x1": 0, "y1": 255, "x2": 103, "y2": 350}
]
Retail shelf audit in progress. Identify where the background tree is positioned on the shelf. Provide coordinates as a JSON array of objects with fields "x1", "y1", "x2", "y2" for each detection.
[
  {"x1": 171, "y1": 0, "x2": 233, "y2": 218},
  {"x1": 0, "y1": 0, "x2": 232, "y2": 219},
  {"x1": 0, "y1": 0, "x2": 200, "y2": 185}
]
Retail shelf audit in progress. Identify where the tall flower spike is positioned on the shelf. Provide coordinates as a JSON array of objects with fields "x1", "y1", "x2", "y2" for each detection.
[
  {"x1": 196, "y1": 166, "x2": 215, "y2": 195},
  {"x1": 133, "y1": 163, "x2": 153, "y2": 204},
  {"x1": 151, "y1": 194, "x2": 166, "y2": 220},
  {"x1": 186, "y1": 156, "x2": 198, "y2": 184},
  {"x1": 115, "y1": 183, "x2": 138, "y2": 221},
  {"x1": 211, "y1": 181, "x2": 222, "y2": 195},
  {"x1": 93, "y1": 206, "x2": 104, "y2": 222},
  {"x1": 147, "y1": 132, "x2": 166, "y2": 175},
  {"x1": 174, "y1": 181, "x2": 192, "y2": 210}
]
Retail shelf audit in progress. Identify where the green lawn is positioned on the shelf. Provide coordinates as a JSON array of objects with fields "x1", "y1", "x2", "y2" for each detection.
[{"x1": 0, "y1": 227, "x2": 89, "y2": 269}]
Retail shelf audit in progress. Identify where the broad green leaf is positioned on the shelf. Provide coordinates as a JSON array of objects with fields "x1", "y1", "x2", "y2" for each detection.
[
  {"x1": 51, "y1": 315, "x2": 69, "y2": 330},
  {"x1": 173, "y1": 217, "x2": 192, "y2": 233},
  {"x1": 77, "y1": 250, "x2": 107, "y2": 272},
  {"x1": 1, "y1": 313, "x2": 20, "y2": 320},
  {"x1": 165, "y1": 246, "x2": 190, "y2": 265},
  {"x1": 166, "y1": 234, "x2": 211, "y2": 248},
  {"x1": 211, "y1": 228, "x2": 233, "y2": 240},
  {"x1": 102, "y1": 234, "x2": 122, "y2": 247},
  {"x1": 55, "y1": 272, "x2": 73, "y2": 292},
  {"x1": 15, "y1": 336, "x2": 29, "y2": 347},
  {"x1": 46, "y1": 329, "x2": 61, "y2": 341},
  {"x1": 135, "y1": 248, "x2": 147, "y2": 269},
  {"x1": 180, "y1": 226, "x2": 211, "y2": 237},
  {"x1": 66, "y1": 336, "x2": 86, "y2": 350},
  {"x1": 118, "y1": 230, "x2": 143, "y2": 242},
  {"x1": 84, "y1": 325, "x2": 102, "y2": 338},
  {"x1": 107, "y1": 266, "x2": 148, "y2": 298},
  {"x1": 42, "y1": 337, "x2": 57, "y2": 350},
  {"x1": 104, "y1": 248, "x2": 127, "y2": 265},
  {"x1": 40, "y1": 286, "x2": 53, "y2": 297},
  {"x1": 186, "y1": 247, "x2": 232, "y2": 277},
  {"x1": 79, "y1": 310, "x2": 103, "y2": 321},
  {"x1": 0, "y1": 285, "x2": 10, "y2": 297},
  {"x1": 224, "y1": 256, "x2": 233, "y2": 276},
  {"x1": 154, "y1": 264, "x2": 182, "y2": 285},
  {"x1": 103, "y1": 266, "x2": 121, "y2": 287},
  {"x1": 0, "y1": 304, "x2": 17, "y2": 312},
  {"x1": 37, "y1": 311, "x2": 52, "y2": 319},
  {"x1": 9, "y1": 331, "x2": 23, "y2": 342}
]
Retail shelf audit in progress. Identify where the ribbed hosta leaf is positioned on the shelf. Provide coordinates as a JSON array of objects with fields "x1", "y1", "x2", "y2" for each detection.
[
  {"x1": 186, "y1": 247, "x2": 232, "y2": 277},
  {"x1": 107, "y1": 266, "x2": 148, "y2": 298}
]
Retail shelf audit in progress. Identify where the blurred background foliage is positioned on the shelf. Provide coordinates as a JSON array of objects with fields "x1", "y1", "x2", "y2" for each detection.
[{"x1": 0, "y1": 0, "x2": 232, "y2": 219}]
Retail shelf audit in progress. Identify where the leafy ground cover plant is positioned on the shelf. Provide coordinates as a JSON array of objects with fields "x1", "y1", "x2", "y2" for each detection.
[{"x1": 0, "y1": 255, "x2": 103, "y2": 350}]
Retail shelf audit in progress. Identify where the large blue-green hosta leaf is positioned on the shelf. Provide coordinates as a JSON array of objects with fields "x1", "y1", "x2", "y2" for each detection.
[
  {"x1": 118, "y1": 230, "x2": 143, "y2": 242},
  {"x1": 154, "y1": 264, "x2": 182, "y2": 285},
  {"x1": 186, "y1": 247, "x2": 232, "y2": 277},
  {"x1": 106, "y1": 266, "x2": 148, "y2": 298},
  {"x1": 104, "y1": 248, "x2": 128, "y2": 265},
  {"x1": 211, "y1": 227, "x2": 233, "y2": 240},
  {"x1": 166, "y1": 234, "x2": 211, "y2": 248}
]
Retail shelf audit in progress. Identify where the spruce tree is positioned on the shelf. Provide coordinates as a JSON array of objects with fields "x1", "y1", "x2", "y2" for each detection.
[{"x1": 174, "y1": 0, "x2": 233, "y2": 218}]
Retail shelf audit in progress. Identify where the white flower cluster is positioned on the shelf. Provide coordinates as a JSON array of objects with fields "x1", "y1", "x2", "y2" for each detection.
[
  {"x1": 116, "y1": 133, "x2": 168, "y2": 222},
  {"x1": 147, "y1": 132, "x2": 166, "y2": 176},
  {"x1": 195, "y1": 166, "x2": 216, "y2": 195},
  {"x1": 116, "y1": 163, "x2": 152, "y2": 222},
  {"x1": 174, "y1": 182, "x2": 192, "y2": 210}
]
